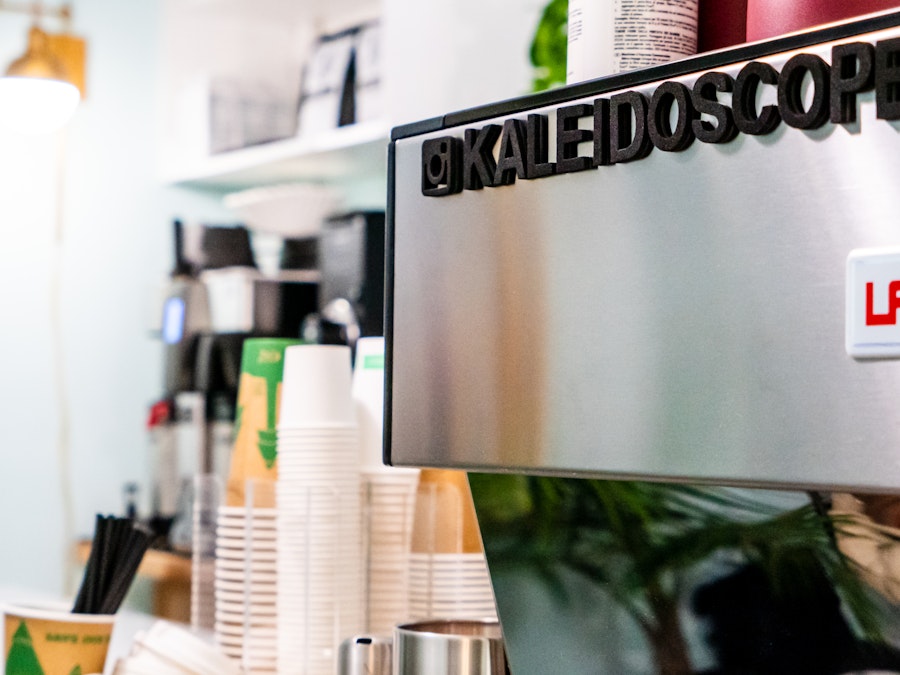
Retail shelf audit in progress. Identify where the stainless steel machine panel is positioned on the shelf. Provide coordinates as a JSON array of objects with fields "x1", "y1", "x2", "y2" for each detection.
[{"x1": 387, "y1": 14, "x2": 900, "y2": 491}]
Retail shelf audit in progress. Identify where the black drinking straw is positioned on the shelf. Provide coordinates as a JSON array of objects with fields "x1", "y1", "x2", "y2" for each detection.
[
  {"x1": 97, "y1": 526, "x2": 154, "y2": 615},
  {"x1": 93, "y1": 517, "x2": 114, "y2": 612},
  {"x1": 72, "y1": 514, "x2": 104, "y2": 613},
  {"x1": 72, "y1": 516, "x2": 155, "y2": 614}
]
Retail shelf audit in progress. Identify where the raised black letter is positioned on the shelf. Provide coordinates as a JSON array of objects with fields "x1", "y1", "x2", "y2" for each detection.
[
  {"x1": 733, "y1": 61, "x2": 781, "y2": 135},
  {"x1": 831, "y1": 42, "x2": 874, "y2": 123},
  {"x1": 691, "y1": 71, "x2": 738, "y2": 144},
  {"x1": 462, "y1": 124, "x2": 501, "y2": 190},
  {"x1": 526, "y1": 114, "x2": 556, "y2": 178},
  {"x1": 610, "y1": 91, "x2": 653, "y2": 163},
  {"x1": 648, "y1": 81, "x2": 695, "y2": 152},
  {"x1": 876, "y1": 37, "x2": 900, "y2": 120},
  {"x1": 593, "y1": 98, "x2": 611, "y2": 166},
  {"x1": 494, "y1": 118, "x2": 528, "y2": 186},
  {"x1": 421, "y1": 136, "x2": 462, "y2": 196},
  {"x1": 778, "y1": 53, "x2": 830, "y2": 129},
  {"x1": 556, "y1": 104, "x2": 594, "y2": 173}
]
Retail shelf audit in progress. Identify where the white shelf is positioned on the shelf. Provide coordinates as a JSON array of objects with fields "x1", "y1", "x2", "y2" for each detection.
[{"x1": 164, "y1": 120, "x2": 390, "y2": 193}]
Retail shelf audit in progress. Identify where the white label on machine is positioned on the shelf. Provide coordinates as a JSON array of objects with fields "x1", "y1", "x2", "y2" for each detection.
[{"x1": 847, "y1": 248, "x2": 900, "y2": 358}]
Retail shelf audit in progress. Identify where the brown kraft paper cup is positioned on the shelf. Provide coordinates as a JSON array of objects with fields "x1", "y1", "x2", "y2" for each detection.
[
  {"x1": 4, "y1": 603, "x2": 114, "y2": 675},
  {"x1": 225, "y1": 338, "x2": 301, "y2": 507}
]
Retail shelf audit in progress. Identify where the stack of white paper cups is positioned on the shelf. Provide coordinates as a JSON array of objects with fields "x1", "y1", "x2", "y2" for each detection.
[
  {"x1": 353, "y1": 337, "x2": 420, "y2": 634},
  {"x1": 276, "y1": 345, "x2": 363, "y2": 674},
  {"x1": 408, "y1": 470, "x2": 498, "y2": 622},
  {"x1": 213, "y1": 484, "x2": 279, "y2": 674}
]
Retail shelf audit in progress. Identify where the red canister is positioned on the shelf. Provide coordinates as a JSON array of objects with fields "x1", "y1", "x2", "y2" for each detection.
[
  {"x1": 746, "y1": 0, "x2": 900, "y2": 41},
  {"x1": 698, "y1": 0, "x2": 748, "y2": 52}
]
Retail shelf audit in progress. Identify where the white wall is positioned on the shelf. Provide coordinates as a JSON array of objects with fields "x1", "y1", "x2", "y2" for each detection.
[
  {"x1": 0, "y1": 0, "x2": 230, "y2": 595},
  {"x1": 383, "y1": 0, "x2": 546, "y2": 126}
]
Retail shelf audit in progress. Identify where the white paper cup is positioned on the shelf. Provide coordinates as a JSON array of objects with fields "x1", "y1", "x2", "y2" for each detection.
[
  {"x1": 277, "y1": 428, "x2": 360, "y2": 437},
  {"x1": 215, "y1": 602, "x2": 277, "y2": 617},
  {"x1": 215, "y1": 537, "x2": 277, "y2": 550},
  {"x1": 218, "y1": 506, "x2": 277, "y2": 517},
  {"x1": 352, "y1": 336, "x2": 386, "y2": 469},
  {"x1": 216, "y1": 521, "x2": 276, "y2": 533},
  {"x1": 214, "y1": 610, "x2": 277, "y2": 625},
  {"x1": 214, "y1": 582, "x2": 277, "y2": 596},
  {"x1": 278, "y1": 345, "x2": 356, "y2": 428},
  {"x1": 216, "y1": 529, "x2": 278, "y2": 541},
  {"x1": 216, "y1": 591, "x2": 277, "y2": 606},
  {"x1": 214, "y1": 623, "x2": 277, "y2": 638},
  {"x1": 215, "y1": 548, "x2": 277, "y2": 560},
  {"x1": 215, "y1": 559, "x2": 277, "y2": 572},
  {"x1": 215, "y1": 515, "x2": 276, "y2": 523},
  {"x1": 215, "y1": 571, "x2": 278, "y2": 585}
]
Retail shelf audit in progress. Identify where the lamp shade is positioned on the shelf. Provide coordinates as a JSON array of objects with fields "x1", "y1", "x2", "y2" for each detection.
[
  {"x1": 0, "y1": 26, "x2": 81, "y2": 135},
  {"x1": 0, "y1": 76, "x2": 79, "y2": 134}
]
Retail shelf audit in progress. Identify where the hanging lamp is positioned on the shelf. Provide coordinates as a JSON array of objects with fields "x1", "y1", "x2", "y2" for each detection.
[{"x1": 0, "y1": 2, "x2": 85, "y2": 134}]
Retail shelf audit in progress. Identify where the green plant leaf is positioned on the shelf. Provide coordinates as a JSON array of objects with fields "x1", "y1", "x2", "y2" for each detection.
[{"x1": 530, "y1": 0, "x2": 568, "y2": 92}]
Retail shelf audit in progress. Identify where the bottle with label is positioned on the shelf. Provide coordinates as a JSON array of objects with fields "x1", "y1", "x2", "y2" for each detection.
[{"x1": 567, "y1": 0, "x2": 700, "y2": 84}]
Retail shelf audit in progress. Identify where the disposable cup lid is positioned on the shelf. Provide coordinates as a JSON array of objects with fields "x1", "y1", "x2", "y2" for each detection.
[{"x1": 134, "y1": 619, "x2": 243, "y2": 675}]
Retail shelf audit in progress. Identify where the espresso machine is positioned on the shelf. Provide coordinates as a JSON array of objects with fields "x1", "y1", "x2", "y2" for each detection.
[{"x1": 386, "y1": 12, "x2": 900, "y2": 672}]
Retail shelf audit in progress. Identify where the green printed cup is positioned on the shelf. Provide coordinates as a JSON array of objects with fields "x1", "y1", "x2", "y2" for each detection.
[
  {"x1": 226, "y1": 338, "x2": 302, "y2": 506},
  {"x1": 4, "y1": 604, "x2": 114, "y2": 675}
]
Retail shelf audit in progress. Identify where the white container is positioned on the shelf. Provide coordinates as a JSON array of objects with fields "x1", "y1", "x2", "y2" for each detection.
[
  {"x1": 567, "y1": 0, "x2": 699, "y2": 84},
  {"x1": 199, "y1": 267, "x2": 262, "y2": 333}
]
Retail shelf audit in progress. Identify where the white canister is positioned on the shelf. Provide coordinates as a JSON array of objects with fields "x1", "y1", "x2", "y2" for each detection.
[{"x1": 567, "y1": 0, "x2": 699, "y2": 84}]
